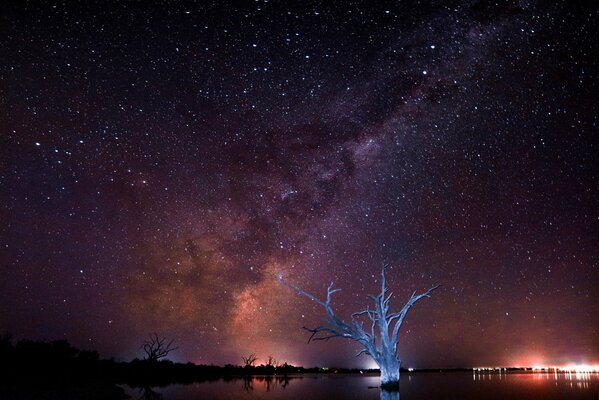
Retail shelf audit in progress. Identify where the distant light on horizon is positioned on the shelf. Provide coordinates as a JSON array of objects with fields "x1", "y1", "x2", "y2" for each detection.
[
  {"x1": 474, "y1": 364, "x2": 599, "y2": 373},
  {"x1": 555, "y1": 364, "x2": 599, "y2": 373}
]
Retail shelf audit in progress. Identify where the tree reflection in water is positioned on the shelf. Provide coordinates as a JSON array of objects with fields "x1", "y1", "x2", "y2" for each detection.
[
  {"x1": 380, "y1": 388, "x2": 400, "y2": 400},
  {"x1": 137, "y1": 386, "x2": 164, "y2": 400},
  {"x1": 241, "y1": 375, "x2": 293, "y2": 392},
  {"x1": 242, "y1": 375, "x2": 398, "y2": 399}
]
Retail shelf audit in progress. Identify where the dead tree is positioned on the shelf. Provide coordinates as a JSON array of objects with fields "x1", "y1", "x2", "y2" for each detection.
[
  {"x1": 143, "y1": 333, "x2": 178, "y2": 362},
  {"x1": 279, "y1": 263, "x2": 439, "y2": 389},
  {"x1": 266, "y1": 355, "x2": 278, "y2": 368},
  {"x1": 242, "y1": 353, "x2": 258, "y2": 367}
]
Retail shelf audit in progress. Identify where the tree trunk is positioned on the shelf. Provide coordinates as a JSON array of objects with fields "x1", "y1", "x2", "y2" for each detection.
[{"x1": 378, "y1": 356, "x2": 400, "y2": 389}]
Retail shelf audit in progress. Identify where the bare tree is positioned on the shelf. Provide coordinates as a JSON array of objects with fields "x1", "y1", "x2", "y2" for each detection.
[
  {"x1": 143, "y1": 333, "x2": 178, "y2": 362},
  {"x1": 279, "y1": 263, "x2": 440, "y2": 388},
  {"x1": 242, "y1": 353, "x2": 258, "y2": 367},
  {"x1": 266, "y1": 355, "x2": 278, "y2": 368}
]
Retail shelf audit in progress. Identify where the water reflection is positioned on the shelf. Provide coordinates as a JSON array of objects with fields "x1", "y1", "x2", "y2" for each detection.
[
  {"x1": 472, "y1": 368, "x2": 507, "y2": 381},
  {"x1": 473, "y1": 369, "x2": 599, "y2": 384},
  {"x1": 137, "y1": 386, "x2": 164, "y2": 400},
  {"x1": 380, "y1": 389, "x2": 400, "y2": 400},
  {"x1": 241, "y1": 375, "x2": 291, "y2": 392},
  {"x1": 122, "y1": 372, "x2": 598, "y2": 400}
]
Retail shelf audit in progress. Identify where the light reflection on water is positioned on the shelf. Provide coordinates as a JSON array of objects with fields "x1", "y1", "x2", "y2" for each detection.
[
  {"x1": 473, "y1": 369, "x2": 598, "y2": 388},
  {"x1": 125, "y1": 371, "x2": 599, "y2": 400}
]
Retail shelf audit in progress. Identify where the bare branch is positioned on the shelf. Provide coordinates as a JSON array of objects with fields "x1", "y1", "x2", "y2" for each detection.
[
  {"x1": 143, "y1": 333, "x2": 178, "y2": 362},
  {"x1": 355, "y1": 348, "x2": 370, "y2": 357},
  {"x1": 278, "y1": 274, "x2": 327, "y2": 307},
  {"x1": 279, "y1": 275, "x2": 374, "y2": 348},
  {"x1": 390, "y1": 285, "x2": 442, "y2": 348},
  {"x1": 352, "y1": 307, "x2": 378, "y2": 341}
]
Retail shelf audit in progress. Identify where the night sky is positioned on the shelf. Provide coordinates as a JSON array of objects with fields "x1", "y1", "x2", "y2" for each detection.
[{"x1": 1, "y1": 1, "x2": 597, "y2": 369}]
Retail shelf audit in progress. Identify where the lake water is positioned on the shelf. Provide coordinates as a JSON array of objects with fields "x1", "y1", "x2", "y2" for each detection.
[{"x1": 124, "y1": 371, "x2": 599, "y2": 399}]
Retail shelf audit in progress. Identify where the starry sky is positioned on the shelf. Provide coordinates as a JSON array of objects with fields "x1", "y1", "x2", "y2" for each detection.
[{"x1": 0, "y1": 1, "x2": 597, "y2": 369}]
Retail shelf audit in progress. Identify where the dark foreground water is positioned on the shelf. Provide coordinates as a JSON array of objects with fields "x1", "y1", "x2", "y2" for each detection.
[{"x1": 124, "y1": 371, "x2": 598, "y2": 400}]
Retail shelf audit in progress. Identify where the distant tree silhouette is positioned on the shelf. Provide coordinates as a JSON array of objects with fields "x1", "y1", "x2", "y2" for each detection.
[
  {"x1": 266, "y1": 355, "x2": 278, "y2": 368},
  {"x1": 143, "y1": 333, "x2": 178, "y2": 362},
  {"x1": 242, "y1": 353, "x2": 258, "y2": 367},
  {"x1": 0, "y1": 333, "x2": 14, "y2": 357}
]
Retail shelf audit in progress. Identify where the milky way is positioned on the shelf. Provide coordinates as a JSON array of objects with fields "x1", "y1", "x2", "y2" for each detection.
[{"x1": 0, "y1": 1, "x2": 597, "y2": 368}]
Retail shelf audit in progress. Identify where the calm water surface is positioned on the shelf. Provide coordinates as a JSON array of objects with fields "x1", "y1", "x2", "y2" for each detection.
[{"x1": 126, "y1": 371, "x2": 599, "y2": 400}]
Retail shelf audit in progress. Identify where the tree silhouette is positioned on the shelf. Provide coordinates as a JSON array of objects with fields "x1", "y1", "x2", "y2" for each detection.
[
  {"x1": 242, "y1": 353, "x2": 258, "y2": 367},
  {"x1": 266, "y1": 355, "x2": 278, "y2": 368},
  {"x1": 143, "y1": 333, "x2": 178, "y2": 362}
]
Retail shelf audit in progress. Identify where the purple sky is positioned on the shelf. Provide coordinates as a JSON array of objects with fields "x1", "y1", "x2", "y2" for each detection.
[{"x1": 0, "y1": 1, "x2": 597, "y2": 368}]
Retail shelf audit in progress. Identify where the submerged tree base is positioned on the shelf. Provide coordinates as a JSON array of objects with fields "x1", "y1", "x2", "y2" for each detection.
[{"x1": 380, "y1": 381, "x2": 400, "y2": 391}]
